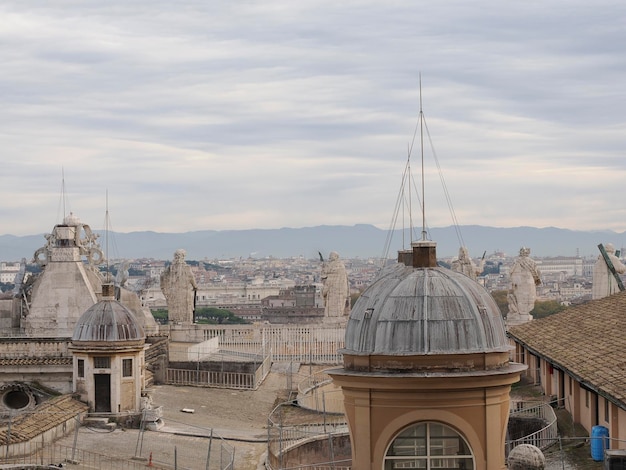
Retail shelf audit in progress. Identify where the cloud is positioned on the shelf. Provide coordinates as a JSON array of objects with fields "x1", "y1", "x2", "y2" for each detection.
[{"x1": 2, "y1": 0, "x2": 626, "y2": 241}]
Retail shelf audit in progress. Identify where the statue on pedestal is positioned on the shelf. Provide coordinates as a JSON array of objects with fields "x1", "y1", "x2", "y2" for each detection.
[
  {"x1": 321, "y1": 251, "x2": 350, "y2": 318},
  {"x1": 592, "y1": 243, "x2": 626, "y2": 299},
  {"x1": 160, "y1": 249, "x2": 197, "y2": 324},
  {"x1": 451, "y1": 246, "x2": 484, "y2": 281},
  {"x1": 507, "y1": 247, "x2": 541, "y2": 326}
]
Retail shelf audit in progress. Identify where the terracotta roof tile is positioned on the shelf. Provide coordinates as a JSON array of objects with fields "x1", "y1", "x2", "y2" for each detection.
[
  {"x1": 0, "y1": 357, "x2": 72, "y2": 366},
  {"x1": 0, "y1": 395, "x2": 88, "y2": 443},
  {"x1": 509, "y1": 290, "x2": 626, "y2": 405}
]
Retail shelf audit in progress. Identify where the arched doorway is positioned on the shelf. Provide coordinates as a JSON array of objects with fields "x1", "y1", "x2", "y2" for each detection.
[{"x1": 384, "y1": 422, "x2": 474, "y2": 469}]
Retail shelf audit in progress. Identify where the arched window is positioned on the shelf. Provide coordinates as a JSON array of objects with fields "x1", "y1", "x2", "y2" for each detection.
[{"x1": 384, "y1": 422, "x2": 474, "y2": 469}]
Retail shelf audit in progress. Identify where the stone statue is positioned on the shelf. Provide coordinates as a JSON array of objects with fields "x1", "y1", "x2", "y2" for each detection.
[
  {"x1": 450, "y1": 246, "x2": 484, "y2": 281},
  {"x1": 115, "y1": 261, "x2": 130, "y2": 288},
  {"x1": 592, "y1": 243, "x2": 626, "y2": 300},
  {"x1": 507, "y1": 247, "x2": 541, "y2": 326},
  {"x1": 160, "y1": 249, "x2": 197, "y2": 324},
  {"x1": 321, "y1": 251, "x2": 350, "y2": 318}
]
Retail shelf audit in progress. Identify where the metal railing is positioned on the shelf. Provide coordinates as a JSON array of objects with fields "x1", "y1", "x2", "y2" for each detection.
[
  {"x1": 267, "y1": 396, "x2": 349, "y2": 470},
  {"x1": 297, "y1": 378, "x2": 344, "y2": 415},
  {"x1": 166, "y1": 368, "x2": 256, "y2": 389},
  {"x1": 506, "y1": 401, "x2": 559, "y2": 454},
  {"x1": 166, "y1": 347, "x2": 272, "y2": 390},
  {"x1": 1, "y1": 442, "x2": 164, "y2": 469},
  {"x1": 1, "y1": 418, "x2": 235, "y2": 470}
]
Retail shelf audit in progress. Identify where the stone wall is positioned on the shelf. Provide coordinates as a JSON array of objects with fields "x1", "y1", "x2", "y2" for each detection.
[
  {"x1": 144, "y1": 335, "x2": 169, "y2": 385},
  {"x1": 0, "y1": 337, "x2": 73, "y2": 393},
  {"x1": 269, "y1": 432, "x2": 352, "y2": 470},
  {"x1": 0, "y1": 297, "x2": 20, "y2": 330}
]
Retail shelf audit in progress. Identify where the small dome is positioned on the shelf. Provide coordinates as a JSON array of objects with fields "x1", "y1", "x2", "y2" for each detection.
[
  {"x1": 72, "y1": 299, "x2": 145, "y2": 343},
  {"x1": 344, "y1": 262, "x2": 509, "y2": 355}
]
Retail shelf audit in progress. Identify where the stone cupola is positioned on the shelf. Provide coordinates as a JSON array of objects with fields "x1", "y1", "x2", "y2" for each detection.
[
  {"x1": 328, "y1": 240, "x2": 526, "y2": 470},
  {"x1": 70, "y1": 284, "x2": 146, "y2": 414}
]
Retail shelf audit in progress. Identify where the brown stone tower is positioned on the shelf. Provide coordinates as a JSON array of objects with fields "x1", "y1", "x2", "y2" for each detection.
[{"x1": 328, "y1": 240, "x2": 526, "y2": 469}]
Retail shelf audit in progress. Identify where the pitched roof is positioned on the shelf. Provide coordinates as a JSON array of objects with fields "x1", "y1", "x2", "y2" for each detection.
[
  {"x1": 508, "y1": 290, "x2": 626, "y2": 405},
  {"x1": 0, "y1": 395, "x2": 88, "y2": 443},
  {"x1": 0, "y1": 357, "x2": 72, "y2": 366}
]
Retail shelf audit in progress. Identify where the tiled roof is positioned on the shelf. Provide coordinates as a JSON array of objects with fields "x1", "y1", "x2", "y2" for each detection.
[
  {"x1": 0, "y1": 357, "x2": 72, "y2": 366},
  {"x1": 508, "y1": 290, "x2": 626, "y2": 405},
  {"x1": 0, "y1": 395, "x2": 88, "y2": 443}
]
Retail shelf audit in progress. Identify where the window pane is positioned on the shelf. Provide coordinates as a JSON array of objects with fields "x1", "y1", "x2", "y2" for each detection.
[
  {"x1": 94, "y1": 356, "x2": 110, "y2": 369},
  {"x1": 123, "y1": 358, "x2": 133, "y2": 377},
  {"x1": 388, "y1": 437, "x2": 426, "y2": 456},
  {"x1": 398, "y1": 423, "x2": 426, "y2": 438},
  {"x1": 384, "y1": 459, "x2": 427, "y2": 469},
  {"x1": 385, "y1": 422, "x2": 473, "y2": 467}
]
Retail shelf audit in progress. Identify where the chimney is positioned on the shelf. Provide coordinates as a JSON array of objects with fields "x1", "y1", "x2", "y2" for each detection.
[
  {"x1": 102, "y1": 283, "x2": 116, "y2": 299},
  {"x1": 398, "y1": 250, "x2": 413, "y2": 266},
  {"x1": 412, "y1": 240, "x2": 437, "y2": 268}
]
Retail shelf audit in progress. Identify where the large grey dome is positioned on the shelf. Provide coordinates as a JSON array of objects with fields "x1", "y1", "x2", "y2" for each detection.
[
  {"x1": 344, "y1": 261, "x2": 509, "y2": 356},
  {"x1": 72, "y1": 299, "x2": 145, "y2": 343}
]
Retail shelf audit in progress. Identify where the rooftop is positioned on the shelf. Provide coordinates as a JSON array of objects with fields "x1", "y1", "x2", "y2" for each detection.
[{"x1": 509, "y1": 290, "x2": 626, "y2": 406}]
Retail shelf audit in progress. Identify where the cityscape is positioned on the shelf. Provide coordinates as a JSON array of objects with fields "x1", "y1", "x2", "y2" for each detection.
[
  {"x1": 3, "y1": 1, "x2": 626, "y2": 469},
  {"x1": 1, "y1": 214, "x2": 625, "y2": 468},
  {"x1": 0, "y1": 245, "x2": 615, "y2": 317}
]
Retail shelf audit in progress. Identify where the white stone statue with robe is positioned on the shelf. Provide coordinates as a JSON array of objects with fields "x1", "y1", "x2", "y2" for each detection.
[
  {"x1": 321, "y1": 251, "x2": 350, "y2": 318},
  {"x1": 592, "y1": 243, "x2": 626, "y2": 300},
  {"x1": 160, "y1": 249, "x2": 197, "y2": 324},
  {"x1": 506, "y1": 247, "x2": 541, "y2": 327},
  {"x1": 450, "y1": 246, "x2": 484, "y2": 281}
]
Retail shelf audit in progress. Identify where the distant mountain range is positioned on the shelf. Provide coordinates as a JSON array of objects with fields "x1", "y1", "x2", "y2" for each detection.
[{"x1": 1, "y1": 225, "x2": 625, "y2": 261}]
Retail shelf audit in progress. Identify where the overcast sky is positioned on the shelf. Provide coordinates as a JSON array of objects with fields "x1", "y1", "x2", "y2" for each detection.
[{"x1": 2, "y1": 1, "x2": 626, "y2": 238}]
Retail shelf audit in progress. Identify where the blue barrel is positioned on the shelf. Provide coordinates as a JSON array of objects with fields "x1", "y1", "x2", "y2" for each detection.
[{"x1": 591, "y1": 425, "x2": 609, "y2": 461}]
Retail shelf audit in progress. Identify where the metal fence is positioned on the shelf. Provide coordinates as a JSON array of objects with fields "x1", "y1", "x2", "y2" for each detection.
[
  {"x1": 1, "y1": 442, "x2": 160, "y2": 469},
  {"x1": 506, "y1": 401, "x2": 559, "y2": 454},
  {"x1": 166, "y1": 368, "x2": 257, "y2": 390},
  {"x1": 266, "y1": 398, "x2": 349, "y2": 470},
  {"x1": 1, "y1": 419, "x2": 235, "y2": 470},
  {"x1": 166, "y1": 348, "x2": 272, "y2": 390},
  {"x1": 296, "y1": 370, "x2": 344, "y2": 415},
  {"x1": 195, "y1": 325, "x2": 345, "y2": 364}
]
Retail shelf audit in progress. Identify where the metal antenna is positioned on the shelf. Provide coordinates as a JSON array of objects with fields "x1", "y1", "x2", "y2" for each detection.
[
  {"x1": 62, "y1": 167, "x2": 66, "y2": 218},
  {"x1": 105, "y1": 190, "x2": 110, "y2": 278},
  {"x1": 419, "y1": 74, "x2": 427, "y2": 241}
]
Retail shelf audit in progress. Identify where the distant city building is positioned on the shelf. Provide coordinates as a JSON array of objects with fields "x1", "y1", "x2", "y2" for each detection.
[
  {"x1": 536, "y1": 256, "x2": 583, "y2": 277},
  {"x1": 261, "y1": 285, "x2": 324, "y2": 324},
  {"x1": 0, "y1": 261, "x2": 20, "y2": 283}
]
